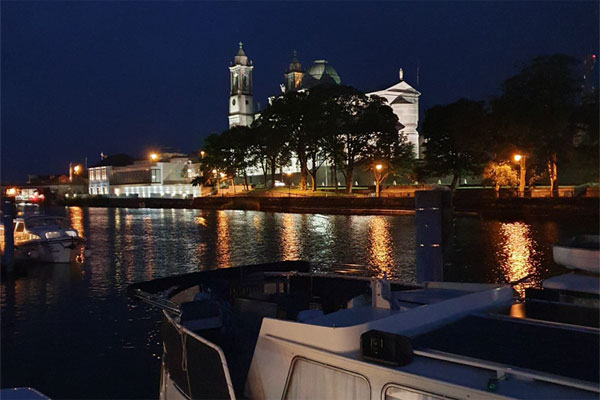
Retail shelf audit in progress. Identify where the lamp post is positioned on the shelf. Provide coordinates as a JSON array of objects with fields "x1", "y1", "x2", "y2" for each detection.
[
  {"x1": 514, "y1": 154, "x2": 526, "y2": 197},
  {"x1": 374, "y1": 164, "x2": 383, "y2": 198},
  {"x1": 150, "y1": 153, "x2": 158, "y2": 161}
]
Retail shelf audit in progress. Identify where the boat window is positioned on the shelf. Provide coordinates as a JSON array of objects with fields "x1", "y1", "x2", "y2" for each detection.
[
  {"x1": 284, "y1": 357, "x2": 370, "y2": 400},
  {"x1": 383, "y1": 384, "x2": 449, "y2": 400},
  {"x1": 15, "y1": 222, "x2": 24, "y2": 233}
]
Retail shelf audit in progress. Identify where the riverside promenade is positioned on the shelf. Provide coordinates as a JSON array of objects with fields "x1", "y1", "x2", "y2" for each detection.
[{"x1": 64, "y1": 190, "x2": 599, "y2": 217}]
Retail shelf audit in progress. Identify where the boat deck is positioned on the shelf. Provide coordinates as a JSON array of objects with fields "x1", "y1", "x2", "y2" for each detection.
[{"x1": 412, "y1": 314, "x2": 600, "y2": 384}]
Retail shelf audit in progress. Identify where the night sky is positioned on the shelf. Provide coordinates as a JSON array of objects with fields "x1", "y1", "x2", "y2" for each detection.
[{"x1": 2, "y1": 1, "x2": 598, "y2": 183}]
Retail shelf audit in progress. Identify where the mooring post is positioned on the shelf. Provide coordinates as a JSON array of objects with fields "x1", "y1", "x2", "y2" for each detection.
[
  {"x1": 415, "y1": 189, "x2": 452, "y2": 283},
  {"x1": 2, "y1": 199, "x2": 15, "y2": 272}
]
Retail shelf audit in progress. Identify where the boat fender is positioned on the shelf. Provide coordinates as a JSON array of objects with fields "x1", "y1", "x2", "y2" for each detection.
[{"x1": 360, "y1": 330, "x2": 413, "y2": 366}]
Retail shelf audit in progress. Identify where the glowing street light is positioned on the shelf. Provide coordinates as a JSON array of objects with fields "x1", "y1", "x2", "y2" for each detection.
[
  {"x1": 513, "y1": 153, "x2": 526, "y2": 197},
  {"x1": 73, "y1": 165, "x2": 81, "y2": 174},
  {"x1": 200, "y1": 150, "x2": 206, "y2": 158},
  {"x1": 150, "y1": 153, "x2": 158, "y2": 161},
  {"x1": 373, "y1": 164, "x2": 385, "y2": 197}
]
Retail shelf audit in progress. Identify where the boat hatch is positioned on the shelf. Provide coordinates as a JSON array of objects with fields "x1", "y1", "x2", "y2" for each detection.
[{"x1": 412, "y1": 315, "x2": 599, "y2": 384}]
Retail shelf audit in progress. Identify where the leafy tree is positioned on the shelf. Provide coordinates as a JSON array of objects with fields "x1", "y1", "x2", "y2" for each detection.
[
  {"x1": 320, "y1": 87, "x2": 400, "y2": 193},
  {"x1": 422, "y1": 98, "x2": 491, "y2": 192},
  {"x1": 252, "y1": 110, "x2": 293, "y2": 188},
  {"x1": 492, "y1": 54, "x2": 580, "y2": 196},
  {"x1": 482, "y1": 161, "x2": 518, "y2": 197}
]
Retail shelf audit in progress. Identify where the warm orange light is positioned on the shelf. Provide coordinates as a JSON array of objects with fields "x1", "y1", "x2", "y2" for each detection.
[
  {"x1": 200, "y1": 150, "x2": 206, "y2": 158},
  {"x1": 514, "y1": 154, "x2": 522, "y2": 162},
  {"x1": 212, "y1": 169, "x2": 217, "y2": 174},
  {"x1": 73, "y1": 165, "x2": 81, "y2": 174},
  {"x1": 6, "y1": 187, "x2": 17, "y2": 196},
  {"x1": 375, "y1": 164, "x2": 383, "y2": 171},
  {"x1": 286, "y1": 172, "x2": 292, "y2": 176},
  {"x1": 150, "y1": 153, "x2": 158, "y2": 161}
]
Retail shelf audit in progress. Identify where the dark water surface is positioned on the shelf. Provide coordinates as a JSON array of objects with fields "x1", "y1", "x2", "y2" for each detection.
[{"x1": 1, "y1": 207, "x2": 597, "y2": 399}]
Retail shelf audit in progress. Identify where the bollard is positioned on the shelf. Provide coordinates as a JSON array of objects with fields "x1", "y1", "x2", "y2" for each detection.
[
  {"x1": 415, "y1": 189, "x2": 452, "y2": 283},
  {"x1": 2, "y1": 199, "x2": 15, "y2": 272}
]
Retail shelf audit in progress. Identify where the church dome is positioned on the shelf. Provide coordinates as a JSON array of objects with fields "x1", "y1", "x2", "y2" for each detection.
[{"x1": 300, "y1": 60, "x2": 341, "y2": 88}]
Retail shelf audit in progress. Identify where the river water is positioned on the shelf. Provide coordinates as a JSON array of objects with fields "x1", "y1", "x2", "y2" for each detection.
[{"x1": 1, "y1": 206, "x2": 597, "y2": 398}]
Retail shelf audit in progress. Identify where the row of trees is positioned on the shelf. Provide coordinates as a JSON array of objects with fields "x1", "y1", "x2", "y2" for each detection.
[
  {"x1": 421, "y1": 54, "x2": 598, "y2": 196},
  {"x1": 194, "y1": 85, "x2": 414, "y2": 194},
  {"x1": 194, "y1": 54, "x2": 597, "y2": 197}
]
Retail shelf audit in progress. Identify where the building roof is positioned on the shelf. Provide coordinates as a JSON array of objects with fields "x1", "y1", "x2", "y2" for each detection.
[
  {"x1": 286, "y1": 50, "x2": 302, "y2": 73},
  {"x1": 299, "y1": 60, "x2": 341, "y2": 89},
  {"x1": 233, "y1": 42, "x2": 250, "y2": 66}
]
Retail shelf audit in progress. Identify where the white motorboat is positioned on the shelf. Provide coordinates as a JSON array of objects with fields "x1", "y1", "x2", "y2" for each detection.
[
  {"x1": 130, "y1": 261, "x2": 599, "y2": 400},
  {"x1": 553, "y1": 235, "x2": 600, "y2": 274},
  {"x1": 2, "y1": 215, "x2": 85, "y2": 263}
]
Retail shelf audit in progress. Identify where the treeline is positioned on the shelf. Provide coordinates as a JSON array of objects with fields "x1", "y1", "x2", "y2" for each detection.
[
  {"x1": 193, "y1": 85, "x2": 414, "y2": 195},
  {"x1": 194, "y1": 54, "x2": 598, "y2": 197},
  {"x1": 420, "y1": 54, "x2": 598, "y2": 196}
]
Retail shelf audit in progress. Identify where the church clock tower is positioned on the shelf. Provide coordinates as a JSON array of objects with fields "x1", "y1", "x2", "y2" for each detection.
[{"x1": 228, "y1": 42, "x2": 254, "y2": 128}]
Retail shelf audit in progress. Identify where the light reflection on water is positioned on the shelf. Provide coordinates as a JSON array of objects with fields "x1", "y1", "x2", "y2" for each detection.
[{"x1": 1, "y1": 206, "x2": 596, "y2": 399}]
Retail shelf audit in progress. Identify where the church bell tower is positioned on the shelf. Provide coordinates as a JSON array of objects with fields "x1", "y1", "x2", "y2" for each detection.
[{"x1": 228, "y1": 42, "x2": 254, "y2": 128}]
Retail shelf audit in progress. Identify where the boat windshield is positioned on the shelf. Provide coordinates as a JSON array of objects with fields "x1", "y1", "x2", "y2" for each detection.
[{"x1": 25, "y1": 217, "x2": 69, "y2": 229}]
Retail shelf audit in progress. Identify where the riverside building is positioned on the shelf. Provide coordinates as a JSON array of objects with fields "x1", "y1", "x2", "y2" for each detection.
[{"x1": 88, "y1": 156, "x2": 202, "y2": 198}]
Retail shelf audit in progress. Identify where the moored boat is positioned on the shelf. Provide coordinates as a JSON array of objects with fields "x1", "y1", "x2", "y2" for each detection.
[
  {"x1": 553, "y1": 235, "x2": 600, "y2": 274},
  {"x1": 1, "y1": 215, "x2": 85, "y2": 263},
  {"x1": 130, "y1": 261, "x2": 599, "y2": 399}
]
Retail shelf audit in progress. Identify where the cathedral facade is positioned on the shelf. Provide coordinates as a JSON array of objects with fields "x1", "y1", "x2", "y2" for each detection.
[{"x1": 227, "y1": 44, "x2": 421, "y2": 184}]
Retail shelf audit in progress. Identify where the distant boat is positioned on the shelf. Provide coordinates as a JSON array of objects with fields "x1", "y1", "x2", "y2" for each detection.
[
  {"x1": 553, "y1": 235, "x2": 600, "y2": 274},
  {"x1": 1, "y1": 215, "x2": 85, "y2": 263}
]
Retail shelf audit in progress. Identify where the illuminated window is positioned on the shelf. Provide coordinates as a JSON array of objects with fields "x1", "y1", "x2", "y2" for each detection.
[
  {"x1": 101, "y1": 168, "x2": 107, "y2": 180},
  {"x1": 284, "y1": 358, "x2": 370, "y2": 400},
  {"x1": 15, "y1": 222, "x2": 24, "y2": 233},
  {"x1": 384, "y1": 384, "x2": 448, "y2": 400}
]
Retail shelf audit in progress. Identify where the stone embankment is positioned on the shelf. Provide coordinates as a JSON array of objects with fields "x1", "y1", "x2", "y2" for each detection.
[{"x1": 64, "y1": 195, "x2": 598, "y2": 217}]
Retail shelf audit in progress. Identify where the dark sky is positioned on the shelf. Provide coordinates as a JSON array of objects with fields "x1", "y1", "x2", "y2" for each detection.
[{"x1": 2, "y1": 1, "x2": 598, "y2": 183}]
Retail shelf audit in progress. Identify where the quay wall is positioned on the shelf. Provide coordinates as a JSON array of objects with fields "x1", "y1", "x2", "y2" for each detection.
[{"x1": 62, "y1": 195, "x2": 599, "y2": 217}]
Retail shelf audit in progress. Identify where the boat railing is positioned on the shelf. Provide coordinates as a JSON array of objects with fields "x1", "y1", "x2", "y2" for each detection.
[
  {"x1": 413, "y1": 348, "x2": 600, "y2": 394},
  {"x1": 132, "y1": 289, "x2": 181, "y2": 316}
]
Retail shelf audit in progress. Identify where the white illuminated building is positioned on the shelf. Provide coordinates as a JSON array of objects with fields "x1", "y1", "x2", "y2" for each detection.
[
  {"x1": 367, "y1": 68, "x2": 421, "y2": 157},
  {"x1": 89, "y1": 157, "x2": 202, "y2": 198},
  {"x1": 228, "y1": 45, "x2": 421, "y2": 184}
]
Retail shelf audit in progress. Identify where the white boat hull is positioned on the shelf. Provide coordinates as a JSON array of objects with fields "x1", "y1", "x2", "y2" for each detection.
[
  {"x1": 553, "y1": 235, "x2": 600, "y2": 274},
  {"x1": 16, "y1": 239, "x2": 84, "y2": 263}
]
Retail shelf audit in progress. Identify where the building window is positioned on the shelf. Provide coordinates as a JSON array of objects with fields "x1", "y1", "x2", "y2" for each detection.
[
  {"x1": 101, "y1": 168, "x2": 107, "y2": 180},
  {"x1": 283, "y1": 357, "x2": 370, "y2": 400},
  {"x1": 383, "y1": 384, "x2": 449, "y2": 400},
  {"x1": 151, "y1": 169, "x2": 161, "y2": 183}
]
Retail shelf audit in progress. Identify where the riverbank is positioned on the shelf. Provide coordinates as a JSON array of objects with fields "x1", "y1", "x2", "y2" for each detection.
[{"x1": 63, "y1": 194, "x2": 599, "y2": 217}]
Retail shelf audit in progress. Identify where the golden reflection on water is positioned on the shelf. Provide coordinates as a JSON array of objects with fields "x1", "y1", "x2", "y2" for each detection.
[
  {"x1": 368, "y1": 216, "x2": 393, "y2": 277},
  {"x1": 495, "y1": 222, "x2": 540, "y2": 295},
  {"x1": 281, "y1": 214, "x2": 299, "y2": 261},
  {"x1": 216, "y1": 211, "x2": 230, "y2": 267},
  {"x1": 68, "y1": 206, "x2": 84, "y2": 237},
  {"x1": 143, "y1": 217, "x2": 155, "y2": 280},
  {"x1": 195, "y1": 216, "x2": 207, "y2": 226}
]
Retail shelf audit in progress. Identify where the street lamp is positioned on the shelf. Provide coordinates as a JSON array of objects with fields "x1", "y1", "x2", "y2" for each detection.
[
  {"x1": 200, "y1": 150, "x2": 206, "y2": 158},
  {"x1": 513, "y1": 153, "x2": 526, "y2": 197},
  {"x1": 73, "y1": 165, "x2": 81, "y2": 174},
  {"x1": 150, "y1": 153, "x2": 158, "y2": 161},
  {"x1": 374, "y1": 164, "x2": 384, "y2": 197}
]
